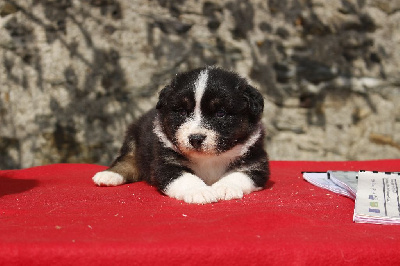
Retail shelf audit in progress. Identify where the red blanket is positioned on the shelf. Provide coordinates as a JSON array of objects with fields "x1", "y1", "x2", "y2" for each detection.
[{"x1": 1, "y1": 160, "x2": 400, "y2": 265}]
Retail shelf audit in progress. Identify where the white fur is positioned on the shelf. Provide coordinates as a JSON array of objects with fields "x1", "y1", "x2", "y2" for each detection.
[
  {"x1": 194, "y1": 69, "x2": 209, "y2": 120},
  {"x1": 92, "y1": 171, "x2": 125, "y2": 186},
  {"x1": 187, "y1": 150, "x2": 240, "y2": 186},
  {"x1": 189, "y1": 69, "x2": 208, "y2": 133},
  {"x1": 212, "y1": 172, "x2": 259, "y2": 200},
  {"x1": 164, "y1": 172, "x2": 218, "y2": 204},
  {"x1": 235, "y1": 123, "x2": 263, "y2": 157},
  {"x1": 153, "y1": 115, "x2": 179, "y2": 152}
]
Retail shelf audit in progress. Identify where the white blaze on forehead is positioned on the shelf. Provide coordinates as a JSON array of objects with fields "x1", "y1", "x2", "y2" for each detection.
[
  {"x1": 175, "y1": 69, "x2": 216, "y2": 153},
  {"x1": 194, "y1": 69, "x2": 209, "y2": 106},
  {"x1": 193, "y1": 69, "x2": 209, "y2": 123}
]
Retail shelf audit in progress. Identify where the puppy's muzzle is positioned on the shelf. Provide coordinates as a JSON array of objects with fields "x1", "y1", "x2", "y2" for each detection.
[{"x1": 189, "y1": 134, "x2": 206, "y2": 150}]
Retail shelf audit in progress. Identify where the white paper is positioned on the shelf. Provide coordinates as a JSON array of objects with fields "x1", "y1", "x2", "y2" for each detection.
[
  {"x1": 328, "y1": 171, "x2": 358, "y2": 199},
  {"x1": 353, "y1": 171, "x2": 400, "y2": 225},
  {"x1": 303, "y1": 172, "x2": 354, "y2": 198}
]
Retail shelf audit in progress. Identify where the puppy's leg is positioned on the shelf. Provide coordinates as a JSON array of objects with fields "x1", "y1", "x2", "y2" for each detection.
[
  {"x1": 92, "y1": 152, "x2": 140, "y2": 186},
  {"x1": 92, "y1": 130, "x2": 140, "y2": 187},
  {"x1": 92, "y1": 153, "x2": 139, "y2": 186}
]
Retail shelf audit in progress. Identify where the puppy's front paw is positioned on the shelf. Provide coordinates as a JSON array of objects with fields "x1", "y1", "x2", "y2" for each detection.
[
  {"x1": 182, "y1": 186, "x2": 219, "y2": 204},
  {"x1": 92, "y1": 171, "x2": 125, "y2": 186},
  {"x1": 212, "y1": 172, "x2": 258, "y2": 201},
  {"x1": 164, "y1": 173, "x2": 219, "y2": 204},
  {"x1": 212, "y1": 183, "x2": 243, "y2": 200}
]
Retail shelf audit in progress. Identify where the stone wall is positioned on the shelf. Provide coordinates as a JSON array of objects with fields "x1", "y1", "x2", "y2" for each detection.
[{"x1": 0, "y1": 0, "x2": 399, "y2": 169}]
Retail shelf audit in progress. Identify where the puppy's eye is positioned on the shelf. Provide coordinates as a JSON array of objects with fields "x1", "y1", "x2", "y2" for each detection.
[
  {"x1": 215, "y1": 109, "x2": 226, "y2": 118},
  {"x1": 176, "y1": 108, "x2": 188, "y2": 117}
]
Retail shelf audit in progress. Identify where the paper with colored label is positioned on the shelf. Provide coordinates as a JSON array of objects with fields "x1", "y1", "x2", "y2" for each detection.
[{"x1": 353, "y1": 171, "x2": 400, "y2": 225}]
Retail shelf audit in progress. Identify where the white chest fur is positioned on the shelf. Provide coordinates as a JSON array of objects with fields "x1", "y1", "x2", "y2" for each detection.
[
  {"x1": 187, "y1": 154, "x2": 233, "y2": 186},
  {"x1": 185, "y1": 125, "x2": 263, "y2": 185},
  {"x1": 186, "y1": 142, "x2": 246, "y2": 185}
]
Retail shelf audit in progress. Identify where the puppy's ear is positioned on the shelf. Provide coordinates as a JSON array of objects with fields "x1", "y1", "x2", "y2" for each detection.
[
  {"x1": 242, "y1": 85, "x2": 264, "y2": 118},
  {"x1": 156, "y1": 85, "x2": 172, "y2": 109}
]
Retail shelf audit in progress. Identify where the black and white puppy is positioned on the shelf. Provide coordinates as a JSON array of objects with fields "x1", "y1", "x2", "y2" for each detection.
[{"x1": 92, "y1": 67, "x2": 270, "y2": 204}]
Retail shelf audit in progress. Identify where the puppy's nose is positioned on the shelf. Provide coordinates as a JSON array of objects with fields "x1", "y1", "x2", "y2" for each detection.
[{"x1": 189, "y1": 134, "x2": 206, "y2": 149}]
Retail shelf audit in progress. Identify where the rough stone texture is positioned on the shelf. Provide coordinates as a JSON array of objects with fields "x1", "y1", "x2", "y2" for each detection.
[{"x1": 0, "y1": 0, "x2": 399, "y2": 169}]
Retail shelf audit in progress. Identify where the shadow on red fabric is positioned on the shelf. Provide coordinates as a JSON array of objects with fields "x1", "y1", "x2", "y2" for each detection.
[{"x1": 0, "y1": 176, "x2": 38, "y2": 197}]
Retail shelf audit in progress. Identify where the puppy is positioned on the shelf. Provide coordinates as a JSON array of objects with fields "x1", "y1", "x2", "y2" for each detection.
[{"x1": 92, "y1": 67, "x2": 270, "y2": 204}]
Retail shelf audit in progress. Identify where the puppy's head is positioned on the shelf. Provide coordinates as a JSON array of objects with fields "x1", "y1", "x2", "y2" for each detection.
[{"x1": 156, "y1": 67, "x2": 264, "y2": 156}]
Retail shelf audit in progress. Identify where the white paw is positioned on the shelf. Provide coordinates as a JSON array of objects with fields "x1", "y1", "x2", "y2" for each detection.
[
  {"x1": 92, "y1": 171, "x2": 125, "y2": 186},
  {"x1": 212, "y1": 172, "x2": 258, "y2": 201},
  {"x1": 164, "y1": 172, "x2": 219, "y2": 204},
  {"x1": 213, "y1": 183, "x2": 244, "y2": 200},
  {"x1": 182, "y1": 186, "x2": 219, "y2": 204}
]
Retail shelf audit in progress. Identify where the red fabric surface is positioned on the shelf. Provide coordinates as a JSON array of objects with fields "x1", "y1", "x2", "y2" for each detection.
[{"x1": 1, "y1": 160, "x2": 400, "y2": 265}]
